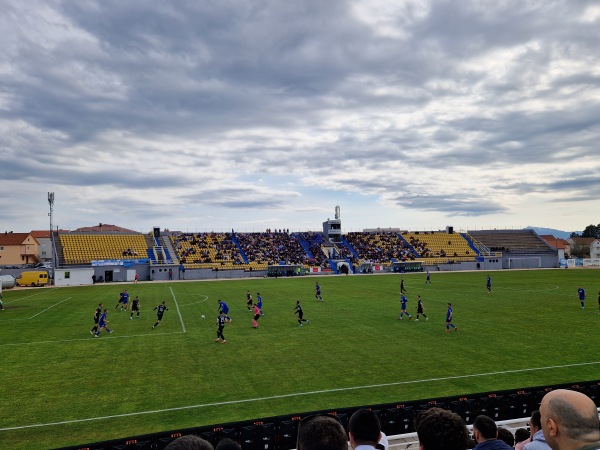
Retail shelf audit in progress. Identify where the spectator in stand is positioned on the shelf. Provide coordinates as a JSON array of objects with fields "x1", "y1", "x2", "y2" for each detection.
[
  {"x1": 540, "y1": 388, "x2": 600, "y2": 450},
  {"x1": 524, "y1": 410, "x2": 551, "y2": 450},
  {"x1": 414, "y1": 407, "x2": 469, "y2": 450},
  {"x1": 348, "y1": 408, "x2": 381, "y2": 450},
  {"x1": 296, "y1": 414, "x2": 347, "y2": 450},
  {"x1": 215, "y1": 438, "x2": 241, "y2": 450},
  {"x1": 515, "y1": 428, "x2": 531, "y2": 450},
  {"x1": 165, "y1": 434, "x2": 213, "y2": 450},
  {"x1": 472, "y1": 415, "x2": 513, "y2": 449},
  {"x1": 497, "y1": 427, "x2": 515, "y2": 447}
]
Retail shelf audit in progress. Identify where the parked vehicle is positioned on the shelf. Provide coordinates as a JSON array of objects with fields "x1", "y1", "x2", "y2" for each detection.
[
  {"x1": 16, "y1": 271, "x2": 49, "y2": 287},
  {"x1": 0, "y1": 274, "x2": 17, "y2": 289}
]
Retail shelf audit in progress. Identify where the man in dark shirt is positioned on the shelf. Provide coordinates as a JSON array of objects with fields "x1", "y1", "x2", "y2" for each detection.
[{"x1": 152, "y1": 301, "x2": 169, "y2": 329}]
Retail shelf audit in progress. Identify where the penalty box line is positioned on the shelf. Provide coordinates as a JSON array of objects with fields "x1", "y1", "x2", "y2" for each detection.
[{"x1": 2, "y1": 360, "x2": 599, "y2": 432}]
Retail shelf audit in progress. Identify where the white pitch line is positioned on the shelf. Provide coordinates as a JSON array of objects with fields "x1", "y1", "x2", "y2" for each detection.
[
  {"x1": 0, "y1": 331, "x2": 186, "y2": 348},
  {"x1": 27, "y1": 298, "x2": 71, "y2": 319},
  {"x1": 2, "y1": 360, "x2": 599, "y2": 432},
  {"x1": 170, "y1": 287, "x2": 186, "y2": 333},
  {"x1": 3, "y1": 291, "x2": 47, "y2": 304}
]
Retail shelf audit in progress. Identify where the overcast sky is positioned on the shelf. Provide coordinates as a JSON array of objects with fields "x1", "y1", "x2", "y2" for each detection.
[{"x1": 1, "y1": 0, "x2": 599, "y2": 234}]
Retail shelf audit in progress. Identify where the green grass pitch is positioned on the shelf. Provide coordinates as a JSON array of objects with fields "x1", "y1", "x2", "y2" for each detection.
[{"x1": 0, "y1": 269, "x2": 599, "y2": 449}]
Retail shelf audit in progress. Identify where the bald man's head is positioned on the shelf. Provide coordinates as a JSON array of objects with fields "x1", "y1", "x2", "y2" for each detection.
[{"x1": 541, "y1": 389, "x2": 600, "y2": 448}]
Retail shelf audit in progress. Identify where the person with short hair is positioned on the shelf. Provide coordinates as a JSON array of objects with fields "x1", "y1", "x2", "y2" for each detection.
[
  {"x1": 217, "y1": 299, "x2": 231, "y2": 322},
  {"x1": 399, "y1": 294, "x2": 412, "y2": 320},
  {"x1": 446, "y1": 303, "x2": 458, "y2": 332},
  {"x1": 416, "y1": 295, "x2": 428, "y2": 321},
  {"x1": 348, "y1": 408, "x2": 381, "y2": 449},
  {"x1": 472, "y1": 415, "x2": 512, "y2": 449},
  {"x1": 94, "y1": 309, "x2": 113, "y2": 337},
  {"x1": 540, "y1": 388, "x2": 600, "y2": 450},
  {"x1": 130, "y1": 296, "x2": 141, "y2": 319},
  {"x1": 577, "y1": 287, "x2": 586, "y2": 309},
  {"x1": 90, "y1": 303, "x2": 103, "y2": 335},
  {"x1": 215, "y1": 311, "x2": 227, "y2": 344},
  {"x1": 487, "y1": 275, "x2": 492, "y2": 294},
  {"x1": 215, "y1": 438, "x2": 241, "y2": 450},
  {"x1": 515, "y1": 428, "x2": 531, "y2": 450},
  {"x1": 315, "y1": 282, "x2": 324, "y2": 302},
  {"x1": 164, "y1": 434, "x2": 213, "y2": 450},
  {"x1": 497, "y1": 427, "x2": 514, "y2": 447},
  {"x1": 524, "y1": 410, "x2": 551, "y2": 450},
  {"x1": 293, "y1": 300, "x2": 309, "y2": 327},
  {"x1": 414, "y1": 407, "x2": 469, "y2": 450},
  {"x1": 296, "y1": 414, "x2": 347, "y2": 450},
  {"x1": 152, "y1": 301, "x2": 168, "y2": 329}
]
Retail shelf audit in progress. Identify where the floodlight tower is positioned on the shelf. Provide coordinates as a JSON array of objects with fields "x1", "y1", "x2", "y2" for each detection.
[{"x1": 48, "y1": 192, "x2": 56, "y2": 277}]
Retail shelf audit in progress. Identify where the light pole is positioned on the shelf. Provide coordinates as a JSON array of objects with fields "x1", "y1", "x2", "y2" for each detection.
[{"x1": 48, "y1": 192, "x2": 55, "y2": 281}]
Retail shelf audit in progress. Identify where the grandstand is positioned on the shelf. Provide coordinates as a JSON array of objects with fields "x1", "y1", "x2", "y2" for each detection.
[{"x1": 51, "y1": 227, "x2": 558, "y2": 283}]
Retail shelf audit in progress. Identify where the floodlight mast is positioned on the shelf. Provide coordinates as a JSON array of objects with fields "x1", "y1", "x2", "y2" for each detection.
[{"x1": 48, "y1": 192, "x2": 55, "y2": 280}]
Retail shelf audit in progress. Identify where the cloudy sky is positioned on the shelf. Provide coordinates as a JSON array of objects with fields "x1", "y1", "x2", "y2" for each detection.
[{"x1": 1, "y1": 0, "x2": 599, "y2": 234}]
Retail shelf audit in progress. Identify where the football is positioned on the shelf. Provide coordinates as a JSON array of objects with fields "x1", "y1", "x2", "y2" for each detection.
[{"x1": 201, "y1": 315, "x2": 205, "y2": 319}]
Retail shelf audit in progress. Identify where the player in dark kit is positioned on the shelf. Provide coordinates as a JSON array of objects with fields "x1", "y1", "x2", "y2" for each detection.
[
  {"x1": 415, "y1": 295, "x2": 428, "y2": 321},
  {"x1": 293, "y1": 300, "x2": 310, "y2": 327},
  {"x1": 246, "y1": 290, "x2": 253, "y2": 311},
  {"x1": 130, "y1": 296, "x2": 141, "y2": 319},
  {"x1": 90, "y1": 303, "x2": 103, "y2": 334},
  {"x1": 486, "y1": 275, "x2": 492, "y2": 294},
  {"x1": 216, "y1": 311, "x2": 227, "y2": 343},
  {"x1": 152, "y1": 301, "x2": 169, "y2": 329},
  {"x1": 400, "y1": 278, "x2": 407, "y2": 294}
]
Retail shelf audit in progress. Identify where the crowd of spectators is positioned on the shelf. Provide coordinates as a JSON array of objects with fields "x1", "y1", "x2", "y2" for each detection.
[
  {"x1": 236, "y1": 230, "x2": 308, "y2": 266},
  {"x1": 171, "y1": 233, "x2": 244, "y2": 265},
  {"x1": 345, "y1": 231, "x2": 416, "y2": 263}
]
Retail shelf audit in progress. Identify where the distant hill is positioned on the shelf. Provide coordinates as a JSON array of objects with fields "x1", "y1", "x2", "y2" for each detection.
[{"x1": 526, "y1": 226, "x2": 579, "y2": 240}]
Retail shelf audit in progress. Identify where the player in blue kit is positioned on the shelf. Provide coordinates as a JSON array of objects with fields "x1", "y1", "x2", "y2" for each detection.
[
  {"x1": 315, "y1": 282, "x2": 323, "y2": 302},
  {"x1": 256, "y1": 292, "x2": 264, "y2": 316},
  {"x1": 486, "y1": 275, "x2": 492, "y2": 294},
  {"x1": 577, "y1": 287, "x2": 586, "y2": 309},
  {"x1": 94, "y1": 309, "x2": 112, "y2": 337},
  {"x1": 425, "y1": 271, "x2": 431, "y2": 285},
  {"x1": 445, "y1": 303, "x2": 458, "y2": 332},
  {"x1": 399, "y1": 294, "x2": 412, "y2": 320},
  {"x1": 218, "y1": 299, "x2": 231, "y2": 322}
]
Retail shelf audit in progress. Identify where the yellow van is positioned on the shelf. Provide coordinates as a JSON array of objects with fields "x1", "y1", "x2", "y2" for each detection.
[{"x1": 16, "y1": 271, "x2": 49, "y2": 287}]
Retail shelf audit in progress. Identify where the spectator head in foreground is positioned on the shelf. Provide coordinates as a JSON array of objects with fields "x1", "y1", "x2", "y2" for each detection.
[
  {"x1": 540, "y1": 389, "x2": 600, "y2": 450},
  {"x1": 165, "y1": 435, "x2": 214, "y2": 450},
  {"x1": 414, "y1": 407, "x2": 469, "y2": 450},
  {"x1": 296, "y1": 414, "x2": 348, "y2": 450},
  {"x1": 349, "y1": 408, "x2": 381, "y2": 449},
  {"x1": 215, "y1": 438, "x2": 242, "y2": 450}
]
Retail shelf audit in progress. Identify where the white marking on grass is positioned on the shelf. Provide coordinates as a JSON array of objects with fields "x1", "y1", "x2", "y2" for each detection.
[
  {"x1": 3, "y1": 291, "x2": 47, "y2": 304},
  {"x1": 2, "y1": 360, "x2": 599, "y2": 431},
  {"x1": 170, "y1": 287, "x2": 186, "y2": 333},
  {"x1": 27, "y1": 298, "x2": 71, "y2": 319},
  {"x1": 0, "y1": 331, "x2": 185, "y2": 347},
  {"x1": 179, "y1": 295, "x2": 209, "y2": 306}
]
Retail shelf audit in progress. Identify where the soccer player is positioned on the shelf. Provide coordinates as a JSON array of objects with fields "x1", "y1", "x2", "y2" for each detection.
[
  {"x1": 425, "y1": 270, "x2": 431, "y2": 285},
  {"x1": 216, "y1": 311, "x2": 227, "y2": 343},
  {"x1": 315, "y1": 282, "x2": 323, "y2": 302},
  {"x1": 577, "y1": 286, "x2": 586, "y2": 309},
  {"x1": 246, "y1": 290, "x2": 253, "y2": 311},
  {"x1": 256, "y1": 292, "x2": 264, "y2": 316},
  {"x1": 416, "y1": 295, "x2": 428, "y2": 321},
  {"x1": 218, "y1": 299, "x2": 232, "y2": 322},
  {"x1": 90, "y1": 303, "x2": 103, "y2": 334},
  {"x1": 130, "y1": 296, "x2": 141, "y2": 319},
  {"x1": 486, "y1": 275, "x2": 492, "y2": 294},
  {"x1": 446, "y1": 303, "x2": 458, "y2": 332},
  {"x1": 94, "y1": 309, "x2": 112, "y2": 337},
  {"x1": 152, "y1": 301, "x2": 169, "y2": 329},
  {"x1": 399, "y1": 294, "x2": 412, "y2": 320},
  {"x1": 115, "y1": 289, "x2": 126, "y2": 310},
  {"x1": 121, "y1": 289, "x2": 130, "y2": 311},
  {"x1": 293, "y1": 300, "x2": 310, "y2": 326},
  {"x1": 400, "y1": 278, "x2": 407, "y2": 294},
  {"x1": 598, "y1": 288, "x2": 600, "y2": 314},
  {"x1": 252, "y1": 303, "x2": 261, "y2": 328}
]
